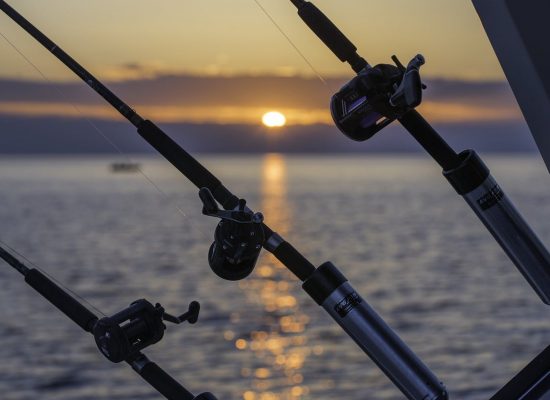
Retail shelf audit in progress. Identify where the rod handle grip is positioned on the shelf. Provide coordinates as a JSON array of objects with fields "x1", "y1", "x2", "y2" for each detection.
[
  {"x1": 295, "y1": 2, "x2": 368, "y2": 72},
  {"x1": 24, "y1": 268, "x2": 98, "y2": 332},
  {"x1": 135, "y1": 359, "x2": 195, "y2": 400},
  {"x1": 136, "y1": 120, "x2": 239, "y2": 209},
  {"x1": 270, "y1": 240, "x2": 315, "y2": 281}
]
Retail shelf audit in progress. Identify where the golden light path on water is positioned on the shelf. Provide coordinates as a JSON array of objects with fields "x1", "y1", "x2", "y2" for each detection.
[{"x1": 230, "y1": 154, "x2": 321, "y2": 400}]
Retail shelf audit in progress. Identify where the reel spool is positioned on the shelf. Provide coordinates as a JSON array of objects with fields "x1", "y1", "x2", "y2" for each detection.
[
  {"x1": 199, "y1": 188, "x2": 265, "y2": 281},
  {"x1": 330, "y1": 54, "x2": 426, "y2": 141}
]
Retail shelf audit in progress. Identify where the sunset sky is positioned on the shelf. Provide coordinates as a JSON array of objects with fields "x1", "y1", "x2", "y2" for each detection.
[
  {"x1": 0, "y1": 1, "x2": 503, "y2": 80},
  {"x1": 0, "y1": 0, "x2": 525, "y2": 139}
]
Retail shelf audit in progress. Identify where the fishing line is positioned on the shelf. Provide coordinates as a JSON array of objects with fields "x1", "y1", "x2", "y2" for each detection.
[
  {"x1": 0, "y1": 239, "x2": 106, "y2": 317},
  {"x1": 0, "y1": 29, "x2": 212, "y2": 242},
  {"x1": 252, "y1": 0, "x2": 329, "y2": 87}
]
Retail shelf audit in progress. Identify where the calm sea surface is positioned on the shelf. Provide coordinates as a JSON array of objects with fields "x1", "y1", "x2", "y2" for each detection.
[{"x1": 0, "y1": 154, "x2": 548, "y2": 400}]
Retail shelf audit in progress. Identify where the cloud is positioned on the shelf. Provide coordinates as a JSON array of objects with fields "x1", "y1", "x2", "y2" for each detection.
[
  {"x1": 0, "y1": 73, "x2": 522, "y2": 125},
  {"x1": 0, "y1": 116, "x2": 536, "y2": 154},
  {"x1": 419, "y1": 101, "x2": 521, "y2": 123}
]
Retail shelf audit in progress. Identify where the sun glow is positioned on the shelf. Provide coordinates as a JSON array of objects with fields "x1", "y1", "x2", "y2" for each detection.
[{"x1": 262, "y1": 111, "x2": 287, "y2": 127}]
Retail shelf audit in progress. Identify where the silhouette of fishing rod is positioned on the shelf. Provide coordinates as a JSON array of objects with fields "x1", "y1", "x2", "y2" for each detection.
[
  {"x1": 0, "y1": 245, "x2": 216, "y2": 400},
  {"x1": 0, "y1": 2, "x2": 448, "y2": 399},
  {"x1": 286, "y1": 1, "x2": 550, "y2": 398},
  {"x1": 288, "y1": 0, "x2": 550, "y2": 306}
]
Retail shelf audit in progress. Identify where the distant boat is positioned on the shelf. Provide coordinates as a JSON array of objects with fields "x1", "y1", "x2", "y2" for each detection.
[{"x1": 110, "y1": 162, "x2": 140, "y2": 173}]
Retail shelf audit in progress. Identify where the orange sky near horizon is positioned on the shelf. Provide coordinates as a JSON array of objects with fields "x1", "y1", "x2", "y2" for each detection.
[
  {"x1": 0, "y1": 0, "x2": 514, "y2": 127},
  {"x1": 0, "y1": 0, "x2": 504, "y2": 82},
  {"x1": 0, "y1": 100, "x2": 522, "y2": 126}
]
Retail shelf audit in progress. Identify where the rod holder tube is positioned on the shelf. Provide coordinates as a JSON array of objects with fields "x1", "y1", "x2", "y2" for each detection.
[
  {"x1": 444, "y1": 150, "x2": 550, "y2": 304},
  {"x1": 303, "y1": 262, "x2": 447, "y2": 400}
]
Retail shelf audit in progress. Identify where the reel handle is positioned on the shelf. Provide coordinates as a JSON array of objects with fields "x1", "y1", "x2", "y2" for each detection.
[
  {"x1": 93, "y1": 299, "x2": 202, "y2": 363},
  {"x1": 390, "y1": 54, "x2": 426, "y2": 109},
  {"x1": 163, "y1": 301, "x2": 200, "y2": 324}
]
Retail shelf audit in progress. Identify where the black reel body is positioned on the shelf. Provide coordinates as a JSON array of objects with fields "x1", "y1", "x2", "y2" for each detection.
[
  {"x1": 93, "y1": 300, "x2": 165, "y2": 363},
  {"x1": 209, "y1": 218, "x2": 264, "y2": 280},
  {"x1": 331, "y1": 54, "x2": 425, "y2": 141},
  {"x1": 330, "y1": 71, "x2": 395, "y2": 141},
  {"x1": 200, "y1": 188, "x2": 265, "y2": 281},
  {"x1": 93, "y1": 299, "x2": 200, "y2": 363}
]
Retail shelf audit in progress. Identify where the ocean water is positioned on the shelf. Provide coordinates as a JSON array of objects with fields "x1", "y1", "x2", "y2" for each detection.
[{"x1": 0, "y1": 154, "x2": 548, "y2": 400}]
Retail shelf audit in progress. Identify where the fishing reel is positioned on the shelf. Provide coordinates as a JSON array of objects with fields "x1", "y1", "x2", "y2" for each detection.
[
  {"x1": 330, "y1": 54, "x2": 426, "y2": 141},
  {"x1": 93, "y1": 299, "x2": 200, "y2": 363},
  {"x1": 199, "y1": 188, "x2": 265, "y2": 281}
]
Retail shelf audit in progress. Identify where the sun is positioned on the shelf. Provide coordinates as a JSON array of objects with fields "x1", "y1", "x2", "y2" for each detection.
[{"x1": 262, "y1": 111, "x2": 286, "y2": 127}]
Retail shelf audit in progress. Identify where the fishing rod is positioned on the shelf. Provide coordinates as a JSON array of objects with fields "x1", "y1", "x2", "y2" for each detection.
[
  {"x1": 0, "y1": 245, "x2": 217, "y2": 400},
  {"x1": 288, "y1": 0, "x2": 550, "y2": 305},
  {"x1": 0, "y1": 2, "x2": 448, "y2": 399}
]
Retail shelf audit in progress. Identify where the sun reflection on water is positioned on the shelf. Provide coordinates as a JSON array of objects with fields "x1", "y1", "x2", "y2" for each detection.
[{"x1": 226, "y1": 153, "x2": 319, "y2": 400}]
